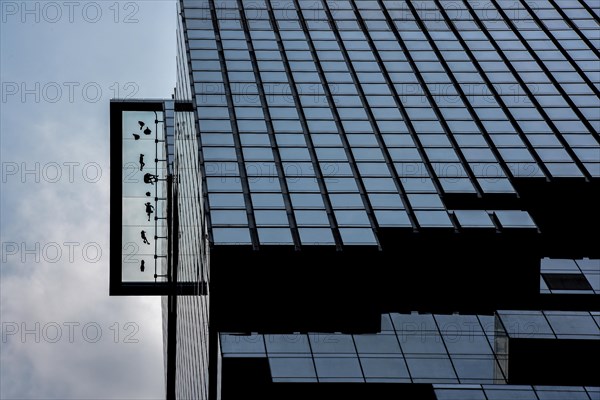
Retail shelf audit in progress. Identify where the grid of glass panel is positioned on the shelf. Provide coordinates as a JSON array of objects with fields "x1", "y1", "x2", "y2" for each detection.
[
  {"x1": 181, "y1": 0, "x2": 600, "y2": 247},
  {"x1": 497, "y1": 310, "x2": 600, "y2": 340},
  {"x1": 540, "y1": 257, "x2": 599, "y2": 294},
  {"x1": 220, "y1": 313, "x2": 510, "y2": 384},
  {"x1": 221, "y1": 310, "x2": 600, "y2": 385},
  {"x1": 172, "y1": 6, "x2": 211, "y2": 399},
  {"x1": 434, "y1": 384, "x2": 600, "y2": 400}
]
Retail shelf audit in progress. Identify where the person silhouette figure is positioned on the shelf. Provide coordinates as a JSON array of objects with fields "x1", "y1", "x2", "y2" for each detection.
[
  {"x1": 139, "y1": 154, "x2": 145, "y2": 171},
  {"x1": 143, "y1": 173, "x2": 158, "y2": 185},
  {"x1": 145, "y1": 202, "x2": 154, "y2": 221},
  {"x1": 141, "y1": 230, "x2": 150, "y2": 245},
  {"x1": 140, "y1": 260, "x2": 145, "y2": 272}
]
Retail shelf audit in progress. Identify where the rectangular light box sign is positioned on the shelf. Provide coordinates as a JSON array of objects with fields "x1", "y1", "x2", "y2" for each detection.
[{"x1": 110, "y1": 100, "x2": 171, "y2": 295}]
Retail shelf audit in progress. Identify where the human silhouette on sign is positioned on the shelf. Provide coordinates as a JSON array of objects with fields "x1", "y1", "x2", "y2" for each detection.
[
  {"x1": 141, "y1": 230, "x2": 150, "y2": 245},
  {"x1": 139, "y1": 154, "x2": 145, "y2": 171},
  {"x1": 143, "y1": 173, "x2": 158, "y2": 185},
  {"x1": 140, "y1": 260, "x2": 145, "y2": 272},
  {"x1": 145, "y1": 202, "x2": 154, "y2": 221}
]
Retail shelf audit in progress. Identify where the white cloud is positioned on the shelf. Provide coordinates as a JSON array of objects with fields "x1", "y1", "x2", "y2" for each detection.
[{"x1": 1, "y1": 2, "x2": 177, "y2": 398}]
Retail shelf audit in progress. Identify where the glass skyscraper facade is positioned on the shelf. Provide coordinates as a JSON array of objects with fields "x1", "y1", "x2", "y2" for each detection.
[{"x1": 112, "y1": 0, "x2": 599, "y2": 398}]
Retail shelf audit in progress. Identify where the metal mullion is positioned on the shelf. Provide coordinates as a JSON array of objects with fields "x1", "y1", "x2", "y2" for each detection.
[
  {"x1": 293, "y1": 0, "x2": 382, "y2": 244},
  {"x1": 264, "y1": 0, "x2": 344, "y2": 250},
  {"x1": 305, "y1": 333, "x2": 320, "y2": 383},
  {"x1": 237, "y1": 0, "x2": 301, "y2": 249},
  {"x1": 430, "y1": 316, "x2": 463, "y2": 385},
  {"x1": 387, "y1": 313, "x2": 415, "y2": 383},
  {"x1": 349, "y1": 333, "x2": 367, "y2": 382},
  {"x1": 516, "y1": 0, "x2": 600, "y2": 102},
  {"x1": 540, "y1": 310, "x2": 558, "y2": 338},
  {"x1": 463, "y1": 0, "x2": 593, "y2": 181},
  {"x1": 546, "y1": 0, "x2": 600, "y2": 60},
  {"x1": 318, "y1": 0, "x2": 422, "y2": 231},
  {"x1": 575, "y1": 0, "x2": 600, "y2": 24},
  {"x1": 209, "y1": 0, "x2": 260, "y2": 249},
  {"x1": 590, "y1": 310, "x2": 600, "y2": 330},
  {"x1": 378, "y1": 0, "x2": 485, "y2": 199}
]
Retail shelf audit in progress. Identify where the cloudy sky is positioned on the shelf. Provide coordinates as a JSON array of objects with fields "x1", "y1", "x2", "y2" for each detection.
[{"x1": 1, "y1": 2, "x2": 177, "y2": 398}]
